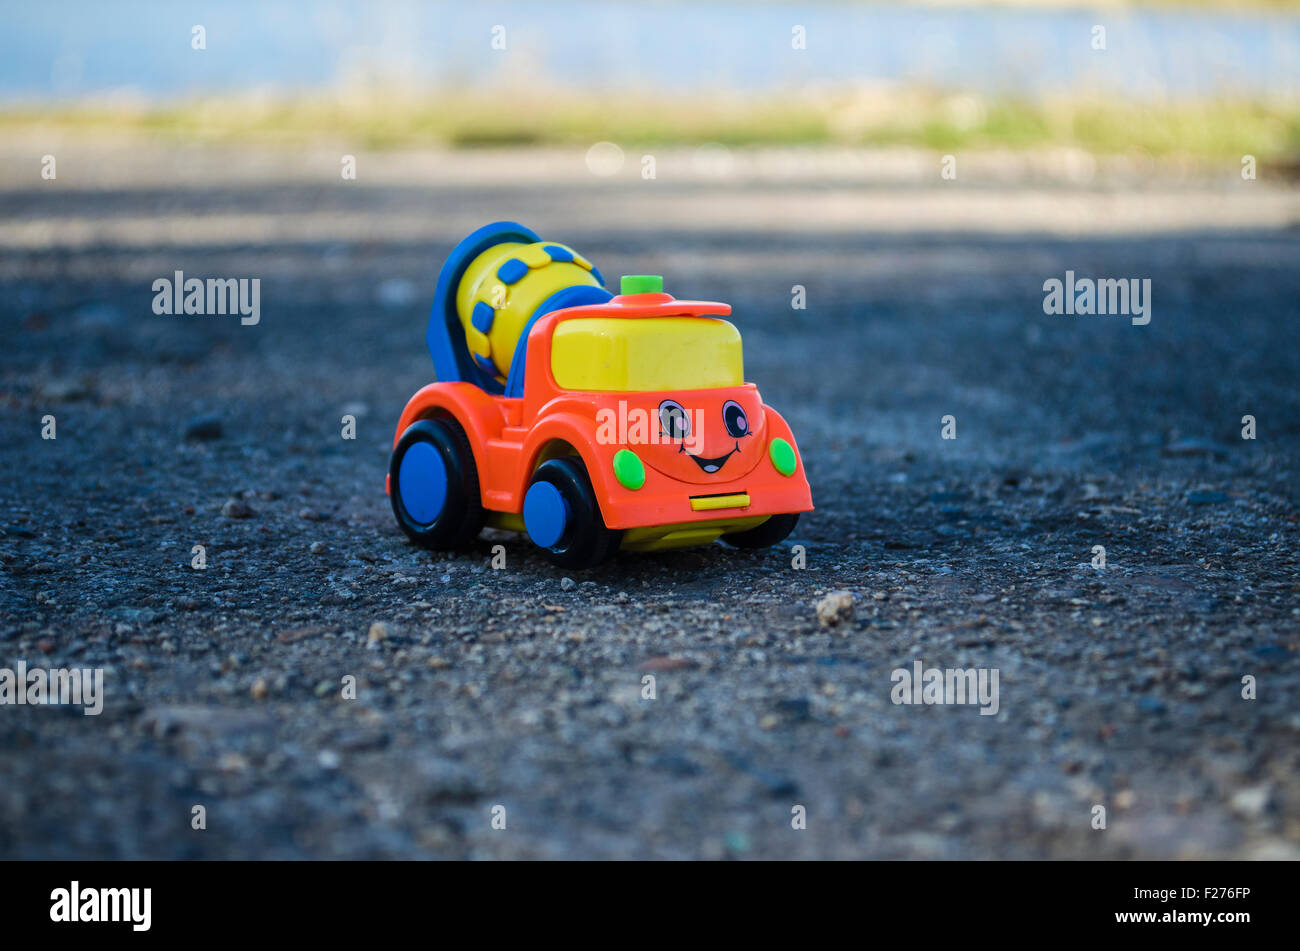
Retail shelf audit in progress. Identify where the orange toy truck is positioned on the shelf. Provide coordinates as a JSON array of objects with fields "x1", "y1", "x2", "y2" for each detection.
[{"x1": 387, "y1": 222, "x2": 812, "y2": 568}]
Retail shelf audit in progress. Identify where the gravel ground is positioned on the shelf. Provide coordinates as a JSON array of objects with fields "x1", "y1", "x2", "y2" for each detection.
[{"x1": 1, "y1": 144, "x2": 1298, "y2": 859}]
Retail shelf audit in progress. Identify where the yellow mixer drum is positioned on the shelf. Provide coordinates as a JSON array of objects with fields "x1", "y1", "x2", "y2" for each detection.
[{"x1": 455, "y1": 240, "x2": 606, "y2": 385}]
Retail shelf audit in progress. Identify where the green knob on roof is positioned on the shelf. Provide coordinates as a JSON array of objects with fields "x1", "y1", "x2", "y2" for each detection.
[{"x1": 620, "y1": 275, "x2": 663, "y2": 295}]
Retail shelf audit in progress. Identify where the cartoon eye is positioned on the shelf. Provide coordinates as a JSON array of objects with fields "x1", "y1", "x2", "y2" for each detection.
[
  {"x1": 722, "y1": 400, "x2": 749, "y2": 438},
  {"x1": 658, "y1": 400, "x2": 691, "y2": 439}
]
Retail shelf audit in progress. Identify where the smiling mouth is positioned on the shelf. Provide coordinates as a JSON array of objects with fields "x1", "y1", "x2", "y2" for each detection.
[{"x1": 686, "y1": 445, "x2": 739, "y2": 474}]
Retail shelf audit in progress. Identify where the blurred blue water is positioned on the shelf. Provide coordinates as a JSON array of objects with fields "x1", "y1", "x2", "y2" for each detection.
[{"x1": 4, "y1": 0, "x2": 1298, "y2": 102}]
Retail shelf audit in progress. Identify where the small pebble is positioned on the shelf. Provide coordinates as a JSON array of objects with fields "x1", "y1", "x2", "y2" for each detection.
[
  {"x1": 639, "y1": 656, "x2": 696, "y2": 672},
  {"x1": 221, "y1": 499, "x2": 253, "y2": 519},
  {"x1": 816, "y1": 590, "x2": 854, "y2": 627},
  {"x1": 561, "y1": 577, "x2": 577, "y2": 591},
  {"x1": 250, "y1": 678, "x2": 269, "y2": 700},
  {"x1": 218, "y1": 752, "x2": 249, "y2": 772},
  {"x1": 317, "y1": 750, "x2": 342, "y2": 770},
  {"x1": 183, "y1": 415, "x2": 223, "y2": 441},
  {"x1": 1230, "y1": 785, "x2": 1271, "y2": 819}
]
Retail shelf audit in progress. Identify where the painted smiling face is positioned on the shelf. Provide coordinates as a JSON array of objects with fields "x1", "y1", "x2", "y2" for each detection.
[{"x1": 641, "y1": 390, "x2": 766, "y2": 484}]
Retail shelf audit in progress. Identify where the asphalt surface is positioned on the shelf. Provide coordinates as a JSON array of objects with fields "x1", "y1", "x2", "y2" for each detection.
[{"x1": 1, "y1": 143, "x2": 1298, "y2": 859}]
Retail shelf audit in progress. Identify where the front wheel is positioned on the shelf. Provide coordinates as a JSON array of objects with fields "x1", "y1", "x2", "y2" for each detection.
[
  {"x1": 389, "y1": 418, "x2": 484, "y2": 549},
  {"x1": 523, "y1": 457, "x2": 622, "y2": 569},
  {"x1": 721, "y1": 512, "x2": 799, "y2": 549}
]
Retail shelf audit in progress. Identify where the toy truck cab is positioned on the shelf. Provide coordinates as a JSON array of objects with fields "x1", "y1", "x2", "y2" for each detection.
[{"x1": 388, "y1": 222, "x2": 812, "y2": 568}]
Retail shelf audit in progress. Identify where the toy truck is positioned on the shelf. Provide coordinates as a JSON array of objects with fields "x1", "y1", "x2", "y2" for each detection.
[{"x1": 387, "y1": 221, "x2": 812, "y2": 568}]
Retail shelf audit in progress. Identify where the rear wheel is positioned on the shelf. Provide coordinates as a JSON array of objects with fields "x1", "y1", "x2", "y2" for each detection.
[
  {"x1": 389, "y1": 418, "x2": 484, "y2": 549},
  {"x1": 523, "y1": 457, "x2": 621, "y2": 569},
  {"x1": 721, "y1": 512, "x2": 799, "y2": 549}
]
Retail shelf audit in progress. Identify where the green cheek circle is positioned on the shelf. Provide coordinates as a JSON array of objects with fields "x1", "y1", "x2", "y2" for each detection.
[
  {"x1": 769, "y1": 438, "x2": 797, "y2": 477},
  {"x1": 613, "y1": 448, "x2": 645, "y2": 490}
]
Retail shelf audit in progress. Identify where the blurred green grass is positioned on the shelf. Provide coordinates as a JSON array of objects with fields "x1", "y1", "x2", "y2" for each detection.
[{"x1": 6, "y1": 88, "x2": 1298, "y2": 160}]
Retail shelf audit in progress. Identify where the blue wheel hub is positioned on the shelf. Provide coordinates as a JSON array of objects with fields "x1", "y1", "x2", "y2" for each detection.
[
  {"x1": 524, "y1": 481, "x2": 570, "y2": 548},
  {"x1": 398, "y1": 441, "x2": 448, "y2": 525}
]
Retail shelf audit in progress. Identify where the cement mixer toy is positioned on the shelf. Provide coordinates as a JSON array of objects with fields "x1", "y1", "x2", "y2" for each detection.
[{"x1": 386, "y1": 221, "x2": 813, "y2": 568}]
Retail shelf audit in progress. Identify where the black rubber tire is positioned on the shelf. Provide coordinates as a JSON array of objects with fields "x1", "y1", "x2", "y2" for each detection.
[
  {"x1": 721, "y1": 512, "x2": 800, "y2": 549},
  {"x1": 389, "y1": 417, "x2": 484, "y2": 550},
  {"x1": 527, "y1": 457, "x2": 622, "y2": 569}
]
